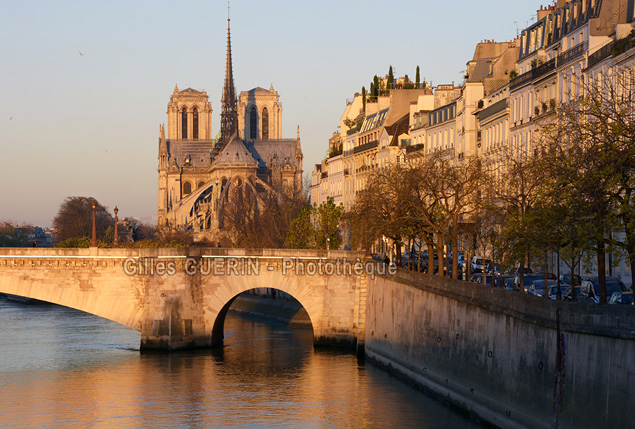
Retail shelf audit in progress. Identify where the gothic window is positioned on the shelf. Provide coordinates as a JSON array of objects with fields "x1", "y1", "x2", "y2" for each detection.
[
  {"x1": 183, "y1": 181, "x2": 192, "y2": 196},
  {"x1": 262, "y1": 107, "x2": 269, "y2": 139},
  {"x1": 250, "y1": 106, "x2": 257, "y2": 139},
  {"x1": 193, "y1": 107, "x2": 199, "y2": 139},
  {"x1": 197, "y1": 181, "x2": 205, "y2": 189},
  {"x1": 181, "y1": 107, "x2": 188, "y2": 139}
]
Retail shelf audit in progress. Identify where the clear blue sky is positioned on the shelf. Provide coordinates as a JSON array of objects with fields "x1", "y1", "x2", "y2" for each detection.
[{"x1": 0, "y1": 1, "x2": 540, "y2": 227}]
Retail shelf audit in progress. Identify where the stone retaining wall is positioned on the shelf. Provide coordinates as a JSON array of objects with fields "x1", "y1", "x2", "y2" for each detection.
[{"x1": 365, "y1": 270, "x2": 634, "y2": 429}]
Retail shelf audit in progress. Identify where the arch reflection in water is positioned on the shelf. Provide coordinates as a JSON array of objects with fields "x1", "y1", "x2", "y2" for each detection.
[{"x1": 0, "y1": 296, "x2": 481, "y2": 428}]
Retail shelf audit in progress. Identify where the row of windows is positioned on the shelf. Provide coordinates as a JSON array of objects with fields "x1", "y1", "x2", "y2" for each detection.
[
  {"x1": 520, "y1": 0, "x2": 595, "y2": 58},
  {"x1": 430, "y1": 104, "x2": 456, "y2": 126},
  {"x1": 483, "y1": 119, "x2": 508, "y2": 153},
  {"x1": 182, "y1": 180, "x2": 207, "y2": 196},
  {"x1": 427, "y1": 126, "x2": 455, "y2": 152}
]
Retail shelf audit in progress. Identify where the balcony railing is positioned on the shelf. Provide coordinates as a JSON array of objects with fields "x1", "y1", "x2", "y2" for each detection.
[
  {"x1": 509, "y1": 70, "x2": 533, "y2": 89},
  {"x1": 587, "y1": 41, "x2": 615, "y2": 69},
  {"x1": 405, "y1": 144, "x2": 424, "y2": 153},
  {"x1": 556, "y1": 41, "x2": 587, "y2": 67},
  {"x1": 531, "y1": 57, "x2": 556, "y2": 80},
  {"x1": 510, "y1": 43, "x2": 587, "y2": 90},
  {"x1": 587, "y1": 33, "x2": 635, "y2": 69},
  {"x1": 353, "y1": 140, "x2": 379, "y2": 154},
  {"x1": 478, "y1": 99, "x2": 508, "y2": 122}
]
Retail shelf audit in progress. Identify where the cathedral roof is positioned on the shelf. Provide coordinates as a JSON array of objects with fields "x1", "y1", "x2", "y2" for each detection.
[
  {"x1": 247, "y1": 87, "x2": 269, "y2": 93},
  {"x1": 181, "y1": 87, "x2": 204, "y2": 94},
  {"x1": 247, "y1": 139, "x2": 300, "y2": 169},
  {"x1": 215, "y1": 133, "x2": 256, "y2": 164}
]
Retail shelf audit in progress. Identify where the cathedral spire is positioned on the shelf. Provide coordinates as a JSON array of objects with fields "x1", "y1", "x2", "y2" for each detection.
[{"x1": 220, "y1": 8, "x2": 238, "y2": 147}]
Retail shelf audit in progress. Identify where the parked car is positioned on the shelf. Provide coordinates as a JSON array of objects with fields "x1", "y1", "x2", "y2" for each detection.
[
  {"x1": 471, "y1": 273, "x2": 494, "y2": 286},
  {"x1": 559, "y1": 273, "x2": 582, "y2": 286},
  {"x1": 547, "y1": 284, "x2": 571, "y2": 300},
  {"x1": 485, "y1": 262, "x2": 502, "y2": 275},
  {"x1": 372, "y1": 253, "x2": 386, "y2": 263},
  {"x1": 507, "y1": 266, "x2": 533, "y2": 275},
  {"x1": 580, "y1": 276, "x2": 631, "y2": 303},
  {"x1": 514, "y1": 274, "x2": 543, "y2": 291},
  {"x1": 503, "y1": 276, "x2": 518, "y2": 291},
  {"x1": 534, "y1": 272, "x2": 557, "y2": 280},
  {"x1": 563, "y1": 285, "x2": 599, "y2": 303},
  {"x1": 527, "y1": 279, "x2": 559, "y2": 296},
  {"x1": 471, "y1": 256, "x2": 491, "y2": 273},
  {"x1": 609, "y1": 291, "x2": 634, "y2": 305}
]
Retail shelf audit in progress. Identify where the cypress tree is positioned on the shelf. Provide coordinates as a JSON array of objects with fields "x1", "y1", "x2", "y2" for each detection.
[
  {"x1": 415, "y1": 66, "x2": 420, "y2": 88},
  {"x1": 361, "y1": 86, "x2": 367, "y2": 112},
  {"x1": 373, "y1": 75, "x2": 380, "y2": 100},
  {"x1": 388, "y1": 66, "x2": 394, "y2": 90}
]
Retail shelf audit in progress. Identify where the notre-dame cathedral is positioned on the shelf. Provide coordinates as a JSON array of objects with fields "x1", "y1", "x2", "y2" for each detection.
[{"x1": 157, "y1": 18, "x2": 303, "y2": 241}]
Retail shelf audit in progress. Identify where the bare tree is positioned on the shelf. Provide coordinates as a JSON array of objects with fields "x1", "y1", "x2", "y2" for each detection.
[
  {"x1": 220, "y1": 181, "x2": 308, "y2": 248},
  {"x1": 53, "y1": 197, "x2": 113, "y2": 244}
]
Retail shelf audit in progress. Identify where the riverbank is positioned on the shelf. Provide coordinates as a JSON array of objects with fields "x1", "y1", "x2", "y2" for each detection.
[{"x1": 229, "y1": 294, "x2": 312, "y2": 328}]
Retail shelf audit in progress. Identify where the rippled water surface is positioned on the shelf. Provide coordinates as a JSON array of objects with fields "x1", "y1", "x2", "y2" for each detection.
[{"x1": 0, "y1": 295, "x2": 481, "y2": 428}]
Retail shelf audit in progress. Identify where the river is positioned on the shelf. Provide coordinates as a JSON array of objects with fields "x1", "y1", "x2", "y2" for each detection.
[{"x1": 0, "y1": 295, "x2": 482, "y2": 428}]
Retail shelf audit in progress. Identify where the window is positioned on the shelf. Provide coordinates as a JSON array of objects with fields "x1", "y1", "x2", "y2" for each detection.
[
  {"x1": 262, "y1": 107, "x2": 269, "y2": 139},
  {"x1": 183, "y1": 181, "x2": 192, "y2": 196},
  {"x1": 181, "y1": 107, "x2": 187, "y2": 139},
  {"x1": 250, "y1": 106, "x2": 257, "y2": 139},
  {"x1": 193, "y1": 107, "x2": 199, "y2": 139}
]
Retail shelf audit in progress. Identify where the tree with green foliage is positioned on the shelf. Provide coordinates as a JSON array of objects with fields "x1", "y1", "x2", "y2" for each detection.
[
  {"x1": 403, "y1": 74, "x2": 414, "y2": 89},
  {"x1": 361, "y1": 86, "x2": 367, "y2": 113},
  {"x1": 373, "y1": 75, "x2": 380, "y2": 100},
  {"x1": 388, "y1": 66, "x2": 394, "y2": 90},
  {"x1": 285, "y1": 206, "x2": 316, "y2": 249},
  {"x1": 285, "y1": 197, "x2": 344, "y2": 249},
  {"x1": 415, "y1": 66, "x2": 420, "y2": 88},
  {"x1": 315, "y1": 197, "x2": 345, "y2": 249}
]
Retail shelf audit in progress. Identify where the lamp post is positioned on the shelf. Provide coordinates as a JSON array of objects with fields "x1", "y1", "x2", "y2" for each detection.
[
  {"x1": 113, "y1": 206, "x2": 119, "y2": 247},
  {"x1": 91, "y1": 200, "x2": 97, "y2": 248}
]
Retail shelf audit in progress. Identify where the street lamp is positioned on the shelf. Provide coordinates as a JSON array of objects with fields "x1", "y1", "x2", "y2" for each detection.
[
  {"x1": 91, "y1": 200, "x2": 97, "y2": 248},
  {"x1": 113, "y1": 206, "x2": 119, "y2": 247}
]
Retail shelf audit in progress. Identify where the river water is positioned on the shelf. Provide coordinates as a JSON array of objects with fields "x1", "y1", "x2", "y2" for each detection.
[{"x1": 0, "y1": 295, "x2": 481, "y2": 428}]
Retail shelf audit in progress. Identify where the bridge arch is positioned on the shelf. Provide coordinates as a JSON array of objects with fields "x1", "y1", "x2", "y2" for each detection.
[{"x1": 210, "y1": 289, "x2": 313, "y2": 346}]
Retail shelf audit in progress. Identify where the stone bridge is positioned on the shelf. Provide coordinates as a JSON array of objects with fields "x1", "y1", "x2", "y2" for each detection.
[{"x1": 0, "y1": 248, "x2": 370, "y2": 351}]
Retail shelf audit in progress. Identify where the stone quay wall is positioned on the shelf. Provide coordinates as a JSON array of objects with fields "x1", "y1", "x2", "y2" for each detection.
[{"x1": 365, "y1": 269, "x2": 634, "y2": 429}]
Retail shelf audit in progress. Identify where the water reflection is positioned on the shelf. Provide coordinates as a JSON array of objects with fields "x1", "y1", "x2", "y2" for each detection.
[{"x1": 0, "y1": 296, "x2": 480, "y2": 428}]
